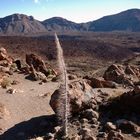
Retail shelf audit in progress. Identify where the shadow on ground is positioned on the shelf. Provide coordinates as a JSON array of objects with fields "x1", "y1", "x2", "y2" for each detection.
[{"x1": 0, "y1": 114, "x2": 57, "y2": 140}]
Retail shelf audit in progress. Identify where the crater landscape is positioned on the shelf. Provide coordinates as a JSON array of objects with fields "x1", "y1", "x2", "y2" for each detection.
[{"x1": 0, "y1": 7, "x2": 140, "y2": 140}]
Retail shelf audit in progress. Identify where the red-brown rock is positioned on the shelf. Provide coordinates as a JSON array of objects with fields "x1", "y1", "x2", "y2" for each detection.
[
  {"x1": 103, "y1": 64, "x2": 140, "y2": 86},
  {"x1": 26, "y1": 53, "x2": 49, "y2": 76},
  {"x1": 50, "y1": 80, "x2": 95, "y2": 115},
  {"x1": 85, "y1": 77, "x2": 117, "y2": 88}
]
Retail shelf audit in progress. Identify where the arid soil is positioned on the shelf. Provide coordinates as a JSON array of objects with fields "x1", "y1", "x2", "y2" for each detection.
[
  {"x1": 0, "y1": 73, "x2": 59, "y2": 132},
  {"x1": 0, "y1": 32, "x2": 140, "y2": 140}
]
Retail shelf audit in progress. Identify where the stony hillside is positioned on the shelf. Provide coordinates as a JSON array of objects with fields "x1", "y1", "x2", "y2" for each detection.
[
  {"x1": 88, "y1": 9, "x2": 140, "y2": 32},
  {"x1": 42, "y1": 17, "x2": 85, "y2": 32},
  {"x1": 0, "y1": 9, "x2": 140, "y2": 34},
  {"x1": 0, "y1": 14, "x2": 47, "y2": 34}
]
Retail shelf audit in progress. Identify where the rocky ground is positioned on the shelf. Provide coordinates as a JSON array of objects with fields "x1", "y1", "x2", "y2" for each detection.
[{"x1": 0, "y1": 45, "x2": 140, "y2": 140}]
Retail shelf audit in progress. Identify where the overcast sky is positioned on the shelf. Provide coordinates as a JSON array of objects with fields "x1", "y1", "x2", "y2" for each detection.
[{"x1": 0, "y1": 0, "x2": 140, "y2": 23}]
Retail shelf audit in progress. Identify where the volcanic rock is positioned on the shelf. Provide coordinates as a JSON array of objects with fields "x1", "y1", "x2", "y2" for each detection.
[
  {"x1": 26, "y1": 53, "x2": 50, "y2": 77},
  {"x1": 0, "y1": 48, "x2": 8, "y2": 60},
  {"x1": 68, "y1": 74, "x2": 77, "y2": 80},
  {"x1": 6, "y1": 88, "x2": 16, "y2": 94},
  {"x1": 79, "y1": 128, "x2": 95, "y2": 140},
  {"x1": 69, "y1": 80, "x2": 95, "y2": 114},
  {"x1": 50, "y1": 80, "x2": 96, "y2": 115},
  {"x1": 107, "y1": 130, "x2": 124, "y2": 140},
  {"x1": 0, "y1": 14, "x2": 47, "y2": 34},
  {"x1": 105, "y1": 122, "x2": 117, "y2": 131},
  {"x1": 82, "y1": 109, "x2": 99, "y2": 120},
  {"x1": 116, "y1": 119, "x2": 139, "y2": 133},
  {"x1": 103, "y1": 64, "x2": 140, "y2": 86},
  {"x1": 134, "y1": 85, "x2": 140, "y2": 94},
  {"x1": 0, "y1": 47, "x2": 13, "y2": 67},
  {"x1": 71, "y1": 134, "x2": 81, "y2": 140},
  {"x1": 85, "y1": 77, "x2": 117, "y2": 88}
]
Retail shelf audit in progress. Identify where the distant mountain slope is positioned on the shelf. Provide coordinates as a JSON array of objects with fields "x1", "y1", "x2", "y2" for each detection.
[
  {"x1": 0, "y1": 9, "x2": 140, "y2": 34},
  {"x1": 88, "y1": 9, "x2": 140, "y2": 32},
  {"x1": 42, "y1": 17, "x2": 86, "y2": 31},
  {"x1": 0, "y1": 14, "x2": 47, "y2": 34}
]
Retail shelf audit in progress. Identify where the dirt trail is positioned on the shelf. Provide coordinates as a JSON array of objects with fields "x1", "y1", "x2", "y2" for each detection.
[{"x1": 0, "y1": 73, "x2": 59, "y2": 134}]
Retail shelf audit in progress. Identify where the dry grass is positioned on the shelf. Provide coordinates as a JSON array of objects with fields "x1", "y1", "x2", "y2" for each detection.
[{"x1": 1, "y1": 78, "x2": 11, "y2": 88}]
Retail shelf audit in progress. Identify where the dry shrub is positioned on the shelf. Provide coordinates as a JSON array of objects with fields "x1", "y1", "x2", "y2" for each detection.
[{"x1": 1, "y1": 78, "x2": 11, "y2": 88}]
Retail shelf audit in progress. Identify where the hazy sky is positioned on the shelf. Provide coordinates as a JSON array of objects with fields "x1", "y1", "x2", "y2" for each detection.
[{"x1": 0, "y1": 0, "x2": 140, "y2": 23}]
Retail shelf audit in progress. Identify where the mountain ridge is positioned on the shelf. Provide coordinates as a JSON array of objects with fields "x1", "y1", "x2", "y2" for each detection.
[
  {"x1": 0, "y1": 8, "x2": 140, "y2": 34},
  {"x1": 88, "y1": 8, "x2": 140, "y2": 31},
  {"x1": 0, "y1": 13, "x2": 47, "y2": 34}
]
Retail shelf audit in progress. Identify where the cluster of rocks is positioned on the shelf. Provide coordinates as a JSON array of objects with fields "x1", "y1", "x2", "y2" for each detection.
[
  {"x1": 103, "y1": 64, "x2": 140, "y2": 87},
  {"x1": 0, "y1": 47, "x2": 16, "y2": 88},
  {"x1": 49, "y1": 79, "x2": 110, "y2": 139},
  {"x1": 25, "y1": 54, "x2": 57, "y2": 82},
  {"x1": 48, "y1": 63, "x2": 140, "y2": 139},
  {"x1": 1, "y1": 47, "x2": 140, "y2": 140},
  {"x1": 84, "y1": 76, "x2": 117, "y2": 88},
  {"x1": 83, "y1": 63, "x2": 140, "y2": 89},
  {"x1": 0, "y1": 47, "x2": 57, "y2": 85}
]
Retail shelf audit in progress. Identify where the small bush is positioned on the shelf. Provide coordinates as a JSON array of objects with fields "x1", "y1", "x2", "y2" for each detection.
[
  {"x1": 10, "y1": 63, "x2": 17, "y2": 72},
  {"x1": 1, "y1": 78, "x2": 11, "y2": 88}
]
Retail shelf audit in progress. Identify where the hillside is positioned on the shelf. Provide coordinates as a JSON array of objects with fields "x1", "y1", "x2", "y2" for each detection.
[
  {"x1": 0, "y1": 14, "x2": 47, "y2": 34},
  {"x1": 88, "y1": 9, "x2": 140, "y2": 32},
  {"x1": 0, "y1": 9, "x2": 140, "y2": 34},
  {"x1": 42, "y1": 17, "x2": 84, "y2": 32}
]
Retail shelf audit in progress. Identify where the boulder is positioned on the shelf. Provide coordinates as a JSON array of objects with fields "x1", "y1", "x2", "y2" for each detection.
[
  {"x1": 0, "y1": 48, "x2": 13, "y2": 66},
  {"x1": 79, "y1": 128, "x2": 95, "y2": 140},
  {"x1": 103, "y1": 64, "x2": 140, "y2": 86},
  {"x1": 69, "y1": 80, "x2": 96, "y2": 114},
  {"x1": 134, "y1": 85, "x2": 140, "y2": 94},
  {"x1": 90, "y1": 118, "x2": 99, "y2": 125},
  {"x1": 0, "y1": 47, "x2": 8, "y2": 60},
  {"x1": 107, "y1": 130, "x2": 124, "y2": 140},
  {"x1": 125, "y1": 65, "x2": 140, "y2": 77},
  {"x1": 68, "y1": 74, "x2": 77, "y2": 80},
  {"x1": 125, "y1": 65, "x2": 136, "y2": 75},
  {"x1": 85, "y1": 77, "x2": 117, "y2": 88},
  {"x1": 82, "y1": 109, "x2": 99, "y2": 120},
  {"x1": 50, "y1": 80, "x2": 96, "y2": 115},
  {"x1": 116, "y1": 119, "x2": 139, "y2": 133},
  {"x1": 80, "y1": 118, "x2": 88, "y2": 124},
  {"x1": 0, "y1": 66, "x2": 10, "y2": 73},
  {"x1": 105, "y1": 122, "x2": 116, "y2": 131},
  {"x1": 26, "y1": 54, "x2": 50, "y2": 77},
  {"x1": 71, "y1": 135, "x2": 81, "y2": 140},
  {"x1": 26, "y1": 64, "x2": 47, "y2": 81}
]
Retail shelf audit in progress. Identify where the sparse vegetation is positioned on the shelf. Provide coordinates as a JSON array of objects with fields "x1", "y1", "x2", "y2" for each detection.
[{"x1": 1, "y1": 78, "x2": 11, "y2": 88}]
